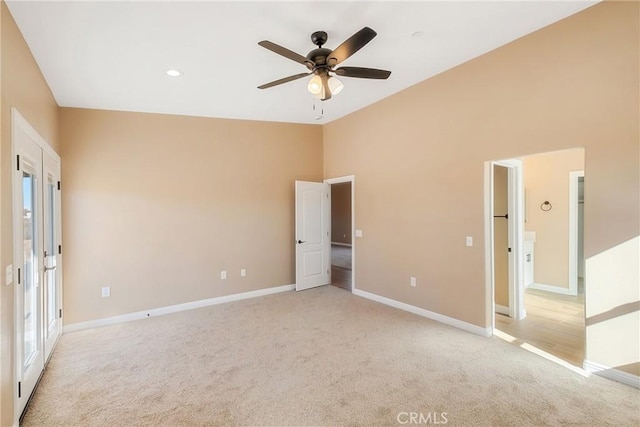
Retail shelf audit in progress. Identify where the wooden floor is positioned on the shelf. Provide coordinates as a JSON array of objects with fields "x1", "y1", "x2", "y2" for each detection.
[
  {"x1": 496, "y1": 287, "x2": 585, "y2": 367},
  {"x1": 331, "y1": 266, "x2": 352, "y2": 290},
  {"x1": 330, "y1": 245, "x2": 352, "y2": 290}
]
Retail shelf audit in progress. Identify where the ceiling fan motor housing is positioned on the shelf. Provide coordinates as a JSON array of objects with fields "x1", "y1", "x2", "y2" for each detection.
[{"x1": 306, "y1": 48, "x2": 332, "y2": 68}]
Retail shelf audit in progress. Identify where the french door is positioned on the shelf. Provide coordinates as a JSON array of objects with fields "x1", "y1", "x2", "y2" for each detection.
[
  {"x1": 43, "y1": 150, "x2": 62, "y2": 358},
  {"x1": 12, "y1": 109, "x2": 62, "y2": 417}
]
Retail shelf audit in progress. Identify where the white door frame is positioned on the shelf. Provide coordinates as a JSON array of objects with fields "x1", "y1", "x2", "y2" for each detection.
[
  {"x1": 484, "y1": 159, "x2": 525, "y2": 332},
  {"x1": 324, "y1": 175, "x2": 355, "y2": 291},
  {"x1": 568, "y1": 170, "x2": 584, "y2": 296}
]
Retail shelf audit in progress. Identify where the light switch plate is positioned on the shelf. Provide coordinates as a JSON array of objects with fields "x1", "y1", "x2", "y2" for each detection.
[
  {"x1": 101, "y1": 286, "x2": 110, "y2": 297},
  {"x1": 240, "y1": 269, "x2": 246, "y2": 277},
  {"x1": 5, "y1": 265, "x2": 13, "y2": 285},
  {"x1": 355, "y1": 229, "x2": 363, "y2": 237},
  {"x1": 221, "y1": 271, "x2": 227, "y2": 280},
  {"x1": 466, "y1": 236, "x2": 473, "y2": 247}
]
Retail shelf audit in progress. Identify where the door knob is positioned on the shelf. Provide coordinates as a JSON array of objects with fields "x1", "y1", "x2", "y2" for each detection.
[{"x1": 297, "y1": 240, "x2": 306, "y2": 244}]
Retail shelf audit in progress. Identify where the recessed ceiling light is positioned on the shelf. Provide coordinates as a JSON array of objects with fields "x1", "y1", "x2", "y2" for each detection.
[
  {"x1": 166, "y1": 69, "x2": 182, "y2": 77},
  {"x1": 411, "y1": 31, "x2": 424, "y2": 39}
]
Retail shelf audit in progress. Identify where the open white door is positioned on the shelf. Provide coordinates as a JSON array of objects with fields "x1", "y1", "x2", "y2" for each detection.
[
  {"x1": 295, "y1": 181, "x2": 330, "y2": 291},
  {"x1": 43, "y1": 149, "x2": 62, "y2": 361}
]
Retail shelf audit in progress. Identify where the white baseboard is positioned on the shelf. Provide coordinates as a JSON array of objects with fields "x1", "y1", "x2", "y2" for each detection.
[
  {"x1": 331, "y1": 242, "x2": 352, "y2": 247},
  {"x1": 64, "y1": 284, "x2": 295, "y2": 333},
  {"x1": 495, "y1": 304, "x2": 509, "y2": 316},
  {"x1": 353, "y1": 289, "x2": 491, "y2": 337},
  {"x1": 528, "y1": 282, "x2": 571, "y2": 295},
  {"x1": 584, "y1": 360, "x2": 640, "y2": 389}
]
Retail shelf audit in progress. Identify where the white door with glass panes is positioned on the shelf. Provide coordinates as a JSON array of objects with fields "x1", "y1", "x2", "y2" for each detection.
[
  {"x1": 12, "y1": 109, "x2": 62, "y2": 418},
  {"x1": 43, "y1": 149, "x2": 62, "y2": 359}
]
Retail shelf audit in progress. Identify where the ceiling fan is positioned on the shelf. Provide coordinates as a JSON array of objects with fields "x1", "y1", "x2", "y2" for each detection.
[{"x1": 257, "y1": 27, "x2": 391, "y2": 101}]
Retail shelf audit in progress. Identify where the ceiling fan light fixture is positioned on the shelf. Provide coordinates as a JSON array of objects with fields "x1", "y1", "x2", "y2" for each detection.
[
  {"x1": 307, "y1": 74, "x2": 323, "y2": 95},
  {"x1": 328, "y1": 76, "x2": 344, "y2": 95},
  {"x1": 258, "y1": 27, "x2": 391, "y2": 102}
]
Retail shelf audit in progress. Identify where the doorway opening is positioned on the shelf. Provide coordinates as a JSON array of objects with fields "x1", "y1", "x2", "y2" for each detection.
[
  {"x1": 488, "y1": 149, "x2": 586, "y2": 368},
  {"x1": 325, "y1": 176, "x2": 355, "y2": 291}
]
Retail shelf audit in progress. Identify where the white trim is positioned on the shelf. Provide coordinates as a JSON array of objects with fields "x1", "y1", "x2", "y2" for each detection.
[
  {"x1": 568, "y1": 171, "x2": 584, "y2": 296},
  {"x1": 324, "y1": 175, "x2": 355, "y2": 292},
  {"x1": 11, "y1": 108, "x2": 60, "y2": 162},
  {"x1": 64, "y1": 285, "x2": 294, "y2": 333},
  {"x1": 495, "y1": 304, "x2": 510, "y2": 316},
  {"x1": 484, "y1": 162, "x2": 494, "y2": 329},
  {"x1": 331, "y1": 242, "x2": 352, "y2": 247},
  {"x1": 353, "y1": 289, "x2": 492, "y2": 337},
  {"x1": 528, "y1": 282, "x2": 571, "y2": 295},
  {"x1": 584, "y1": 360, "x2": 640, "y2": 389}
]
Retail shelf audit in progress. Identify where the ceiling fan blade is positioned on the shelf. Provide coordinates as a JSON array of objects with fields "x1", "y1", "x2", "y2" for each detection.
[
  {"x1": 321, "y1": 73, "x2": 332, "y2": 101},
  {"x1": 258, "y1": 40, "x2": 312, "y2": 67},
  {"x1": 257, "y1": 72, "x2": 310, "y2": 89},
  {"x1": 334, "y1": 67, "x2": 391, "y2": 79},
  {"x1": 327, "y1": 27, "x2": 377, "y2": 67}
]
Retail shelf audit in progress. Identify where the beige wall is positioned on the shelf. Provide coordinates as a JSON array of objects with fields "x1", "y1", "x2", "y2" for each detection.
[
  {"x1": 323, "y1": 2, "x2": 638, "y2": 374},
  {"x1": 493, "y1": 165, "x2": 508, "y2": 307},
  {"x1": 331, "y1": 182, "x2": 352, "y2": 245},
  {"x1": 59, "y1": 108, "x2": 322, "y2": 325},
  {"x1": 0, "y1": 2, "x2": 60, "y2": 424},
  {"x1": 524, "y1": 148, "x2": 585, "y2": 290}
]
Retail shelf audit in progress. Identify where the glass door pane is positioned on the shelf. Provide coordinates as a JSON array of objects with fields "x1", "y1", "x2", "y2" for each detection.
[{"x1": 22, "y1": 171, "x2": 39, "y2": 368}]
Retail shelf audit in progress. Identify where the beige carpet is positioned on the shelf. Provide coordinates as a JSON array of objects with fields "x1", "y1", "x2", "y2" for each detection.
[{"x1": 24, "y1": 286, "x2": 639, "y2": 426}]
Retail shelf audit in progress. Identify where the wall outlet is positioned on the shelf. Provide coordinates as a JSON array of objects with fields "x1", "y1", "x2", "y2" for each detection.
[
  {"x1": 220, "y1": 270, "x2": 227, "y2": 280},
  {"x1": 101, "y1": 286, "x2": 110, "y2": 297},
  {"x1": 466, "y1": 236, "x2": 473, "y2": 247},
  {"x1": 240, "y1": 269, "x2": 246, "y2": 277},
  {"x1": 410, "y1": 277, "x2": 417, "y2": 287}
]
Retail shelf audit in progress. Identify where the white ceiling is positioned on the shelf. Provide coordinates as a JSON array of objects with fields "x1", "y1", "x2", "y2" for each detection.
[{"x1": 6, "y1": 1, "x2": 597, "y2": 125}]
